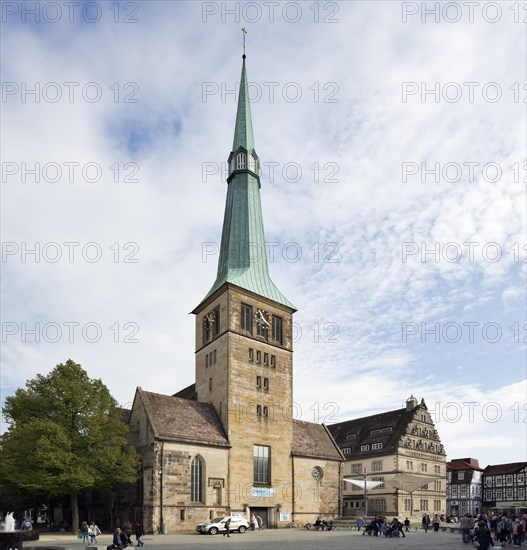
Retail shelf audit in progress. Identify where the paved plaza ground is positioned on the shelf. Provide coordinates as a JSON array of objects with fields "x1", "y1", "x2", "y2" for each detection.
[{"x1": 28, "y1": 528, "x2": 476, "y2": 550}]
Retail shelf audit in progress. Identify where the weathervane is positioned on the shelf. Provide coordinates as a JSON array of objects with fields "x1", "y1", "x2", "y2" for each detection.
[{"x1": 241, "y1": 27, "x2": 247, "y2": 58}]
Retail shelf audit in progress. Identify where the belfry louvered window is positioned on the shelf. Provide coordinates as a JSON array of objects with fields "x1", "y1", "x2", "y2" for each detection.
[
  {"x1": 272, "y1": 316, "x2": 283, "y2": 345},
  {"x1": 203, "y1": 317, "x2": 211, "y2": 345},
  {"x1": 236, "y1": 152, "x2": 246, "y2": 169},
  {"x1": 241, "y1": 303, "x2": 253, "y2": 333},
  {"x1": 248, "y1": 153, "x2": 256, "y2": 172}
]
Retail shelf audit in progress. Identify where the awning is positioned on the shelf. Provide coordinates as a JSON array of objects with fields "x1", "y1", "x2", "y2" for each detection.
[
  {"x1": 383, "y1": 473, "x2": 442, "y2": 493},
  {"x1": 344, "y1": 479, "x2": 384, "y2": 490}
]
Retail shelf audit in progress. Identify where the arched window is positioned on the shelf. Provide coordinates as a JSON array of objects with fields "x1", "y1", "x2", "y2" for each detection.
[{"x1": 191, "y1": 456, "x2": 204, "y2": 502}]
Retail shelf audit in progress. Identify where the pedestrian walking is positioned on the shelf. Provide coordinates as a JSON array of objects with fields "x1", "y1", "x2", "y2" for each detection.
[
  {"x1": 433, "y1": 514, "x2": 440, "y2": 532},
  {"x1": 475, "y1": 520, "x2": 494, "y2": 550},
  {"x1": 422, "y1": 514, "x2": 430, "y2": 533},
  {"x1": 460, "y1": 514, "x2": 472, "y2": 543},
  {"x1": 80, "y1": 521, "x2": 90, "y2": 544},
  {"x1": 378, "y1": 515, "x2": 386, "y2": 536},
  {"x1": 397, "y1": 519, "x2": 406, "y2": 538},
  {"x1": 512, "y1": 518, "x2": 523, "y2": 547},
  {"x1": 256, "y1": 515, "x2": 264, "y2": 530},
  {"x1": 135, "y1": 522, "x2": 145, "y2": 547},
  {"x1": 498, "y1": 516, "x2": 510, "y2": 544},
  {"x1": 89, "y1": 521, "x2": 101, "y2": 544},
  {"x1": 222, "y1": 517, "x2": 231, "y2": 537}
]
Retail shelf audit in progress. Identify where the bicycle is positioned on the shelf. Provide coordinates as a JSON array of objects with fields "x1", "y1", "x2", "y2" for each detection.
[{"x1": 286, "y1": 521, "x2": 304, "y2": 528}]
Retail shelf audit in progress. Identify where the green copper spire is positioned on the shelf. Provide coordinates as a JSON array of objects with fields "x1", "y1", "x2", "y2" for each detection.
[
  {"x1": 232, "y1": 58, "x2": 255, "y2": 152},
  {"x1": 199, "y1": 54, "x2": 295, "y2": 311}
]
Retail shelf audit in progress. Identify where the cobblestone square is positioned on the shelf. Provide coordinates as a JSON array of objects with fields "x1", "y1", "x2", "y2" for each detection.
[{"x1": 33, "y1": 528, "x2": 472, "y2": 549}]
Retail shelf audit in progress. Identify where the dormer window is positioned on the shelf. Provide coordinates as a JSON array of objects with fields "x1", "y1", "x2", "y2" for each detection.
[{"x1": 236, "y1": 152, "x2": 246, "y2": 169}]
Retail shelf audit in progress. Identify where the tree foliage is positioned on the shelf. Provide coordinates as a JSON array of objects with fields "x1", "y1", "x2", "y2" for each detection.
[{"x1": 1, "y1": 360, "x2": 139, "y2": 527}]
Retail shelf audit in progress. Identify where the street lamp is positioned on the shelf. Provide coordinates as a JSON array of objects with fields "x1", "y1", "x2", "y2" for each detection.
[{"x1": 363, "y1": 468, "x2": 368, "y2": 517}]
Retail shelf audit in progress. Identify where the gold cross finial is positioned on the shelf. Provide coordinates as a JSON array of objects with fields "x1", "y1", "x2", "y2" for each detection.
[{"x1": 241, "y1": 27, "x2": 247, "y2": 58}]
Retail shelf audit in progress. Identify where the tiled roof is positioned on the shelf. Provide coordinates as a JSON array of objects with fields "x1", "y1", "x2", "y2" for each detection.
[
  {"x1": 136, "y1": 388, "x2": 229, "y2": 448},
  {"x1": 173, "y1": 383, "x2": 197, "y2": 400},
  {"x1": 447, "y1": 458, "x2": 483, "y2": 471},
  {"x1": 292, "y1": 420, "x2": 343, "y2": 460},
  {"x1": 328, "y1": 407, "x2": 412, "y2": 458},
  {"x1": 483, "y1": 462, "x2": 527, "y2": 475}
]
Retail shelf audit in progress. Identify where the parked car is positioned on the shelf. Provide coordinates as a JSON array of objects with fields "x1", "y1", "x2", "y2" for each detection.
[{"x1": 196, "y1": 515, "x2": 249, "y2": 535}]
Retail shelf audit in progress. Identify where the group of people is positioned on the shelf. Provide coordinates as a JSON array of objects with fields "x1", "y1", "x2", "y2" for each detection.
[
  {"x1": 79, "y1": 521, "x2": 102, "y2": 544},
  {"x1": 421, "y1": 513, "x2": 442, "y2": 532},
  {"x1": 359, "y1": 515, "x2": 406, "y2": 537},
  {"x1": 250, "y1": 513, "x2": 264, "y2": 530},
  {"x1": 107, "y1": 521, "x2": 145, "y2": 549},
  {"x1": 460, "y1": 513, "x2": 526, "y2": 548},
  {"x1": 385, "y1": 518, "x2": 406, "y2": 537},
  {"x1": 313, "y1": 518, "x2": 334, "y2": 531},
  {"x1": 79, "y1": 519, "x2": 144, "y2": 548},
  {"x1": 356, "y1": 513, "x2": 448, "y2": 536}
]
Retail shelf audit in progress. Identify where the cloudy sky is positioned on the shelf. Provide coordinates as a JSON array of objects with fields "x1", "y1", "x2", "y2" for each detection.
[{"x1": 1, "y1": 1, "x2": 526, "y2": 467}]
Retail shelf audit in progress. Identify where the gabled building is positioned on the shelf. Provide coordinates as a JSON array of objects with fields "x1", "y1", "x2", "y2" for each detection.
[
  {"x1": 482, "y1": 462, "x2": 527, "y2": 515},
  {"x1": 328, "y1": 396, "x2": 446, "y2": 518},
  {"x1": 446, "y1": 458, "x2": 483, "y2": 516},
  {"x1": 123, "y1": 52, "x2": 342, "y2": 532}
]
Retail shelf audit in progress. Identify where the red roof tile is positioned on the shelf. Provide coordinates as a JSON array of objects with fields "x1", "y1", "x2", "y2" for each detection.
[
  {"x1": 292, "y1": 420, "x2": 343, "y2": 460},
  {"x1": 447, "y1": 458, "x2": 483, "y2": 471},
  {"x1": 137, "y1": 388, "x2": 229, "y2": 448},
  {"x1": 483, "y1": 462, "x2": 527, "y2": 475}
]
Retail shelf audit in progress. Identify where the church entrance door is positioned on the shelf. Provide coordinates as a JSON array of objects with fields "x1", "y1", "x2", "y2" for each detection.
[{"x1": 251, "y1": 507, "x2": 269, "y2": 529}]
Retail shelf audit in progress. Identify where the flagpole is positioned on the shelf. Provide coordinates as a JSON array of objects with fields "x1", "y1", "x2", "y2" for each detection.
[{"x1": 364, "y1": 468, "x2": 368, "y2": 517}]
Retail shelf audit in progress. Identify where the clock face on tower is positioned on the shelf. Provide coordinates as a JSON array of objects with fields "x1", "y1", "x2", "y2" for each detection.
[
  {"x1": 204, "y1": 310, "x2": 216, "y2": 325},
  {"x1": 254, "y1": 308, "x2": 270, "y2": 327},
  {"x1": 311, "y1": 466, "x2": 324, "y2": 480}
]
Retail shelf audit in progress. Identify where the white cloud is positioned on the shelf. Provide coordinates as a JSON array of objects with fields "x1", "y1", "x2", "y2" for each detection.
[{"x1": 1, "y1": 1, "x2": 525, "y2": 465}]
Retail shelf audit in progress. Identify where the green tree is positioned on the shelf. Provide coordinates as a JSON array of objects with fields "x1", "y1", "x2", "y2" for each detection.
[
  {"x1": 0, "y1": 477, "x2": 49, "y2": 517},
  {"x1": 1, "y1": 359, "x2": 139, "y2": 532}
]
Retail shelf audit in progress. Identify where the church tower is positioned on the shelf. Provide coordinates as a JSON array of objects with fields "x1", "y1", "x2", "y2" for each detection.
[{"x1": 192, "y1": 50, "x2": 296, "y2": 518}]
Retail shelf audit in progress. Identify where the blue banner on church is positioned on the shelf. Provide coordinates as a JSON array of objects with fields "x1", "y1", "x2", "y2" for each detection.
[{"x1": 251, "y1": 487, "x2": 275, "y2": 498}]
